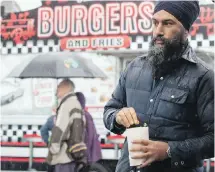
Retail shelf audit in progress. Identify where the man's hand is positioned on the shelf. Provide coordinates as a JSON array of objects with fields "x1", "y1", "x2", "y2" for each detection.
[
  {"x1": 116, "y1": 107, "x2": 139, "y2": 128},
  {"x1": 130, "y1": 139, "x2": 169, "y2": 168}
]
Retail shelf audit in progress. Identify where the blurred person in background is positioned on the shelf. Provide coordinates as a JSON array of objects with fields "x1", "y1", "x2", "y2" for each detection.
[
  {"x1": 47, "y1": 79, "x2": 87, "y2": 172},
  {"x1": 103, "y1": 1, "x2": 214, "y2": 172},
  {"x1": 40, "y1": 106, "x2": 56, "y2": 145},
  {"x1": 40, "y1": 105, "x2": 57, "y2": 172}
]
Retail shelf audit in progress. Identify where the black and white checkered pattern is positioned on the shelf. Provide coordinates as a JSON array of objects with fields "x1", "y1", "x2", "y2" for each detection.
[
  {"x1": 1, "y1": 34, "x2": 214, "y2": 55},
  {"x1": 1, "y1": 124, "x2": 42, "y2": 142},
  {"x1": 1, "y1": 39, "x2": 60, "y2": 55},
  {"x1": 0, "y1": 121, "x2": 108, "y2": 143},
  {"x1": 0, "y1": 107, "x2": 109, "y2": 143},
  {"x1": 189, "y1": 34, "x2": 215, "y2": 48},
  {"x1": 131, "y1": 34, "x2": 215, "y2": 50}
]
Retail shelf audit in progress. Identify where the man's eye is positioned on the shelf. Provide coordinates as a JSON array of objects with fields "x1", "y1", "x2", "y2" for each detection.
[
  {"x1": 153, "y1": 21, "x2": 158, "y2": 26},
  {"x1": 164, "y1": 22, "x2": 173, "y2": 25}
]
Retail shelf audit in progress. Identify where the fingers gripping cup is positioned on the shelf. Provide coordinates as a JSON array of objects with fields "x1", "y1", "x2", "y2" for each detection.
[{"x1": 125, "y1": 124, "x2": 149, "y2": 166}]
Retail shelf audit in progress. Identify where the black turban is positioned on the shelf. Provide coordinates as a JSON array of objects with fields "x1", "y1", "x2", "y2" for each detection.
[{"x1": 153, "y1": 1, "x2": 200, "y2": 30}]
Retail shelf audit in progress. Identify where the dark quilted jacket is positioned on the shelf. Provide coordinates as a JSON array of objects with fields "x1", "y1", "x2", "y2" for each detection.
[{"x1": 103, "y1": 46, "x2": 214, "y2": 172}]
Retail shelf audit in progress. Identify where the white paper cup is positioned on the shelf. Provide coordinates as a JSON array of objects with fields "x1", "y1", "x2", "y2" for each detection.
[{"x1": 125, "y1": 127, "x2": 149, "y2": 166}]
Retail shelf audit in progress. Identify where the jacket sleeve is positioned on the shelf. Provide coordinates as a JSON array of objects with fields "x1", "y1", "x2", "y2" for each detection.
[
  {"x1": 40, "y1": 116, "x2": 53, "y2": 144},
  {"x1": 67, "y1": 108, "x2": 87, "y2": 159},
  {"x1": 103, "y1": 68, "x2": 129, "y2": 135},
  {"x1": 49, "y1": 101, "x2": 71, "y2": 154},
  {"x1": 168, "y1": 70, "x2": 214, "y2": 168}
]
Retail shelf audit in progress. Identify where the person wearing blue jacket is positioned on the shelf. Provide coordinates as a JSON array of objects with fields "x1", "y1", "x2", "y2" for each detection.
[
  {"x1": 40, "y1": 115, "x2": 55, "y2": 145},
  {"x1": 40, "y1": 114, "x2": 56, "y2": 172}
]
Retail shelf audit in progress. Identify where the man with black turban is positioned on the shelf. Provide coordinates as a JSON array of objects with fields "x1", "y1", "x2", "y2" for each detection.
[{"x1": 103, "y1": 1, "x2": 214, "y2": 172}]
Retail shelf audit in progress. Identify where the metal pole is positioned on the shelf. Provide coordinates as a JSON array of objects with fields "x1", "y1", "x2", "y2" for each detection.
[
  {"x1": 114, "y1": 143, "x2": 118, "y2": 158},
  {"x1": 206, "y1": 159, "x2": 211, "y2": 172},
  {"x1": 29, "y1": 141, "x2": 33, "y2": 170}
]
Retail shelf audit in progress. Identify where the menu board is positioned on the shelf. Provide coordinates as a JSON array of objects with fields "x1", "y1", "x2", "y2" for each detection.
[{"x1": 32, "y1": 79, "x2": 56, "y2": 108}]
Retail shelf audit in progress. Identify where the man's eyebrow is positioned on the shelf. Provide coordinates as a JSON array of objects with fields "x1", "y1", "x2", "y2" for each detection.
[
  {"x1": 162, "y1": 19, "x2": 176, "y2": 23},
  {"x1": 152, "y1": 18, "x2": 176, "y2": 23}
]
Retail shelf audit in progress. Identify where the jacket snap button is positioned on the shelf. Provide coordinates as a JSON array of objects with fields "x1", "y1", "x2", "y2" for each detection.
[
  {"x1": 171, "y1": 95, "x2": 175, "y2": 98},
  {"x1": 160, "y1": 77, "x2": 164, "y2": 80},
  {"x1": 150, "y1": 99, "x2": 153, "y2": 102},
  {"x1": 174, "y1": 162, "x2": 178, "y2": 166}
]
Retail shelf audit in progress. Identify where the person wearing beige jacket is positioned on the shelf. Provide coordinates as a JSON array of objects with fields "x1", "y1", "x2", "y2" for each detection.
[{"x1": 47, "y1": 79, "x2": 87, "y2": 172}]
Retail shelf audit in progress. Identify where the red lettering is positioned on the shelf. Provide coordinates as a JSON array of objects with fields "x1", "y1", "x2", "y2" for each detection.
[
  {"x1": 206, "y1": 23, "x2": 214, "y2": 35},
  {"x1": 54, "y1": 6, "x2": 70, "y2": 37},
  {"x1": 199, "y1": 7, "x2": 214, "y2": 24},
  {"x1": 71, "y1": 5, "x2": 87, "y2": 36},
  {"x1": 190, "y1": 24, "x2": 200, "y2": 36},
  {"x1": 88, "y1": 4, "x2": 105, "y2": 35},
  {"x1": 121, "y1": 2, "x2": 138, "y2": 34},
  {"x1": 37, "y1": 7, "x2": 53, "y2": 38},
  {"x1": 106, "y1": 3, "x2": 120, "y2": 34},
  {"x1": 138, "y1": 2, "x2": 154, "y2": 34}
]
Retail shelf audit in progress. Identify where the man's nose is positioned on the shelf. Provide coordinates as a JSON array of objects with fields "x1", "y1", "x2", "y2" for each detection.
[{"x1": 153, "y1": 23, "x2": 164, "y2": 37}]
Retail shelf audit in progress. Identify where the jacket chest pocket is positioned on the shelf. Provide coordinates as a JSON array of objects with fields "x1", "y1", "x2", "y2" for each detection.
[{"x1": 156, "y1": 87, "x2": 189, "y2": 121}]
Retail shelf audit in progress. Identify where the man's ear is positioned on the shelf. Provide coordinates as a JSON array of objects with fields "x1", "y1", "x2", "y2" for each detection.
[
  {"x1": 182, "y1": 29, "x2": 189, "y2": 42},
  {"x1": 184, "y1": 30, "x2": 189, "y2": 40}
]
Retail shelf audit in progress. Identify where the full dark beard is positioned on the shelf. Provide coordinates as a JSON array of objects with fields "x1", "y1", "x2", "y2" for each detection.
[{"x1": 146, "y1": 32, "x2": 188, "y2": 79}]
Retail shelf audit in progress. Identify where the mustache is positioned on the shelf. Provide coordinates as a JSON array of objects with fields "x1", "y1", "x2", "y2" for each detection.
[{"x1": 151, "y1": 36, "x2": 169, "y2": 45}]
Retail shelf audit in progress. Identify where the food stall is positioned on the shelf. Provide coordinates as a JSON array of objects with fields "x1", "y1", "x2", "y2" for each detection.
[{"x1": 1, "y1": 0, "x2": 214, "y2": 171}]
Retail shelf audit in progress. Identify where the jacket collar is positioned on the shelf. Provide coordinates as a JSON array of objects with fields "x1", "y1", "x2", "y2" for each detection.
[
  {"x1": 181, "y1": 44, "x2": 198, "y2": 64},
  {"x1": 58, "y1": 91, "x2": 75, "y2": 106}
]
